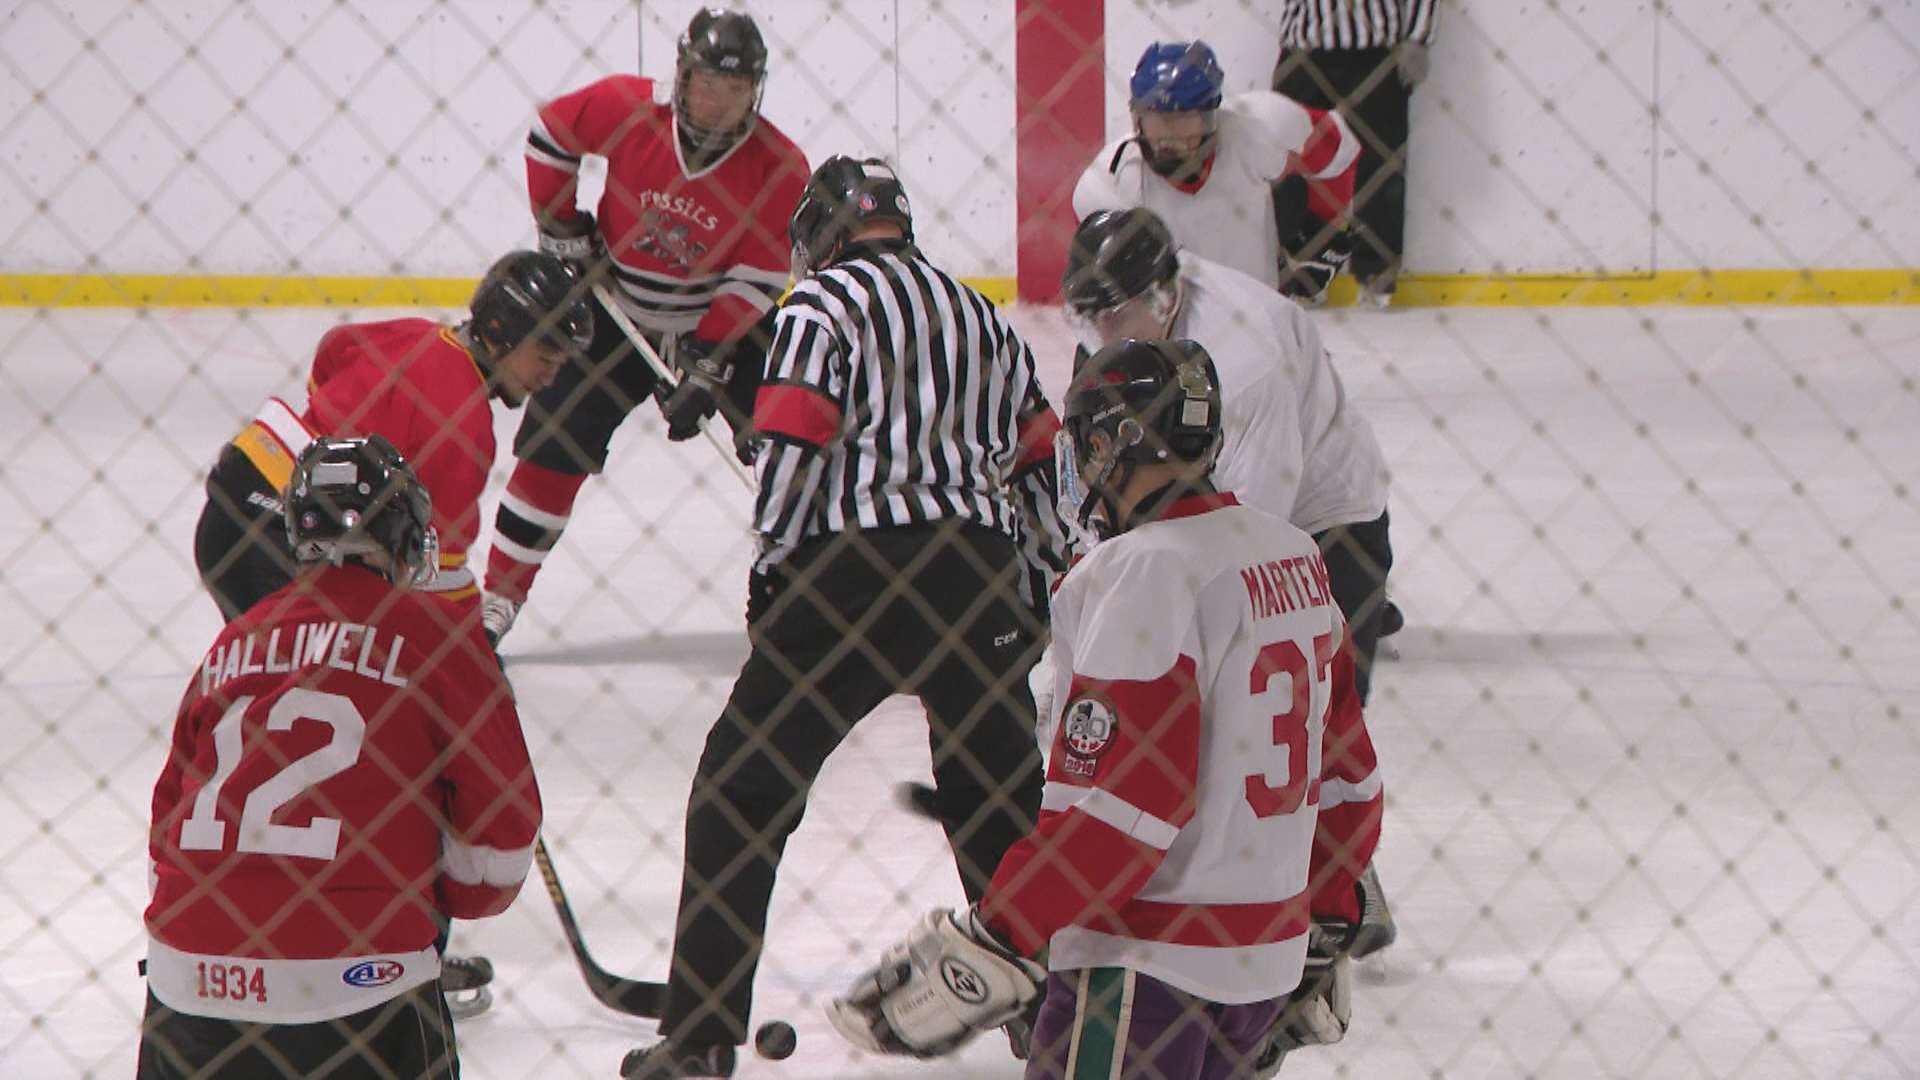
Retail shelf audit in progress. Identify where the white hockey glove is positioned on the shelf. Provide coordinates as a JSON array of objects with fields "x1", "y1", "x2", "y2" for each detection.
[
  {"x1": 1256, "y1": 919, "x2": 1355, "y2": 1075},
  {"x1": 827, "y1": 906, "x2": 1046, "y2": 1059}
]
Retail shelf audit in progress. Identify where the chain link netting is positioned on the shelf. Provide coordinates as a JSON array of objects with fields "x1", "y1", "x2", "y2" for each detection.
[{"x1": 3, "y1": 1, "x2": 1916, "y2": 1077}]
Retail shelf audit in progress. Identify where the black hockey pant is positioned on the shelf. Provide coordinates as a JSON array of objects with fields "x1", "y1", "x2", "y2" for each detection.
[{"x1": 136, "y1": 982, "x2": 458, "y2": 1079}]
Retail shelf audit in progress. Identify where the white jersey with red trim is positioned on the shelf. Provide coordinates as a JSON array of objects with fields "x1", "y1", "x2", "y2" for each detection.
[
  {"x1": 1074, "y1": 91, "x2": 1359, "y2": 290},
  {"x1": 1173, "y1": 253, "x2": 1390, "y2": 534},
  {"x1": 526, "y1": 75, "x2": 809, "y2": 344},
  {"x1": 980, "y1": 493, "x2": 1381, "y2": 1005},
  {"x1": 145, "y1": 564, "x2": 541, "y2": 1023}
]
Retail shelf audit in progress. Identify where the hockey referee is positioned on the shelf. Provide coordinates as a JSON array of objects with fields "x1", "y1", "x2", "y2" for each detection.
[{"x1": 622, "y1": 156, "x2": 1072, "y2": 1079}]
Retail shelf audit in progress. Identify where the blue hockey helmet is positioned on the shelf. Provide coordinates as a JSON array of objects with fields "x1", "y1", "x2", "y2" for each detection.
[{"x1": 1128, "y1": 42, "x2": 1225, "y2": 113}]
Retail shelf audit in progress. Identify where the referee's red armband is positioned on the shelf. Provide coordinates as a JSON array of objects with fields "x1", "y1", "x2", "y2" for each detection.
[{"x1": 753, "y1": 383, "x2": 842, "y2": 447}]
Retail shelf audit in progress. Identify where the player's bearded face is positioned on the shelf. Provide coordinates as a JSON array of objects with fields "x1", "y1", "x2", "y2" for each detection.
[
  {"x1": 680, "y1": 68, "x2": 757, "y2": 141},
  {"x1": 495, "y1": 340, "x2": 567, "y2": 406},
  {"x1": 1135, "y1": 110, "x2": 1217, "y2": 182}
]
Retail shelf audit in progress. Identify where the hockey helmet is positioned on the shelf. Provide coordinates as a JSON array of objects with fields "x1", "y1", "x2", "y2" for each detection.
[
  {"x1": 1129, "y1": 41, "x2": 1226, "y2": 113},
  {"x1": 1061, "y1": 209, "x2": 1180, "y2": 316},
  {"x1": 284, "y1": 435, "x2": 439, "y2": 588},
  {"x1": 1057, "y1": 338, "x2": 1222, "y2": 537},
  {"x1": 789, "y1": 156, "x2": 915, "y2": 274},
  {"x1": 674, "y1": 8, "x2": 768, "y2": 165},
  {"x1": 1129, "y1": 42, "x2": 1226, "y2": 180},
  {"x1": 467, "y1": 250, "x2": 593, "y2": 370}
]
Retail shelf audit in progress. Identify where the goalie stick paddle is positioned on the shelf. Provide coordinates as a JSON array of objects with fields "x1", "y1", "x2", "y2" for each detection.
[
  {"x1": 590, "y1": 282, "x2": 756, "y2": 492},
  {"x1": 533, "y1": 837, "x2": 664, "y2": 1018}
]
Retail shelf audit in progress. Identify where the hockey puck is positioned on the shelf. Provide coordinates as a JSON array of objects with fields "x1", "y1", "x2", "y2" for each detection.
[{"x1": 754, "y1": 1020, "x2": 797, "y2": 1060}]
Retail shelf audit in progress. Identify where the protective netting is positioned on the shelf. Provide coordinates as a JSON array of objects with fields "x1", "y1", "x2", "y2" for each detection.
[{"x1": 3, "y1": 2, "x2": 1917, "y2": 1078}]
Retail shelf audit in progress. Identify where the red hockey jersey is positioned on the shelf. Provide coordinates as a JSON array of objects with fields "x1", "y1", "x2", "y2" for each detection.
[
  {"x1": 145, "y1": 564, "x2": 540, "y2": 1023},
  {"x1": 980, "y1": 493, "x2": 1382, "y2": 1005},
  {"x1": 526, "y1": 74, "x2": 809, "y2": 343},
  {"x1": 301, "y1": 319, "x2": 495, "y2": 594}
]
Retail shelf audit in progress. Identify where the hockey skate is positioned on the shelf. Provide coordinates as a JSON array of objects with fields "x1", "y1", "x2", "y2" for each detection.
[
  {"x1": 480, "y1": 593, "x2": 521, "y2": 648},
  {"x1": 620, "y1": 1039, "x2": 737, "y2": 1079},
  {"x1": 1349, "y1": 865, "x2": 1397, "y2": 960},
  {"x1": 441, "y1": 954, "x2": 495, "y2": 1020}
]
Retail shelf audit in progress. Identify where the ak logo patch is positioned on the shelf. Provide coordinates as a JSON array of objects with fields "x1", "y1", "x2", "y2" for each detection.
[{"x1": 1059, "y1": 695, "x2": 1116, "y2": 777}]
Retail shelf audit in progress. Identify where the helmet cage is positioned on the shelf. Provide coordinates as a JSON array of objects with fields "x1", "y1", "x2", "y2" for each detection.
[{"x1": 673, "y1": 9, "x2": 768, "y2": 165}]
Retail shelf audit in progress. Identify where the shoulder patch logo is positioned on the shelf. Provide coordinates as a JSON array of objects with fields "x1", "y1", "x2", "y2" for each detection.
[{"x1": 1059, "y1": 695, "x2": 1117, "y2": 778}]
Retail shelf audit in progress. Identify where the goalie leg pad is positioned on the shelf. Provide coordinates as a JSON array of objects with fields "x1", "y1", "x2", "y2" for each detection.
[{"x1": 828, "y1": 908, "x2": 1045, "y2": 1059}]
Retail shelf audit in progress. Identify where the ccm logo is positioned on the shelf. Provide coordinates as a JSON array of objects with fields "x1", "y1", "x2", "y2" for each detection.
[{"x1": 342, "y1": 960, "x2": 405, "y2": 988}]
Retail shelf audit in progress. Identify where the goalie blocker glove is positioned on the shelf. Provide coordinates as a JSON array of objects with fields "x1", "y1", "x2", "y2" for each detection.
[
  {"x1": 1252, "y1": 918, "x2": 1356, "y2": 1077},
  {"x1": 828, "y1": 906, "x2": 1045, "y2": 1059}
]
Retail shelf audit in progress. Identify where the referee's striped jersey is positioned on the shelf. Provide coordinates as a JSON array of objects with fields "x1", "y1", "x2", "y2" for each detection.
[
  {"x1": 1280, "y1": 0, "x2": 1439, "y2": 50},
  {"x1": 751, "y1": 237, "x2": 1070, "y2": 578}
]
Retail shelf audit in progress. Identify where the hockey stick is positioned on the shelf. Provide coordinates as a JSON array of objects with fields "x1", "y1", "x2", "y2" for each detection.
[
  {"x1": 533, "y1": 837, "x2": 664, "y2": 1017},
  {"x1": 591, "y1": 282, "x2": 756, "y2": 491}
]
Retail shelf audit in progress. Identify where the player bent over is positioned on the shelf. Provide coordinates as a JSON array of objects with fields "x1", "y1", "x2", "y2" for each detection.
[
  {"x1": 140, "y1": 437, "x2": 542, "y2": 1078},
  {"x1": 828, "y1": 340, "x2": 1384, "y2": 1078},
  {"x1": 194, "y1": 251, "x2": 592, "y2": 622}
]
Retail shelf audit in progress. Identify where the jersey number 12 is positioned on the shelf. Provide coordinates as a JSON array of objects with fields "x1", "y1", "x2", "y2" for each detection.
[{"x1": 177, "y1": 689, "x2": 367, "y2": 860}]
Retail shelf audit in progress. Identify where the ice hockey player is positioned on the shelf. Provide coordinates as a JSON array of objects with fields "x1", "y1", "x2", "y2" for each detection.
[
  {"x1": 140, "y1": 435, "x2": 541, "y2": 1079},
  {"x1": 481, "y1": 6, "x2": 810, "y2": 646},
  {"x1": 193, "y1": 251, "x2": 593, "y2": 622},
  {"x1": 1073, "y1": 40, "x2": 1361, "y2": 304},
  {"x1": 827, "y1": 338, "x2": 1384, "y2": 1078}
]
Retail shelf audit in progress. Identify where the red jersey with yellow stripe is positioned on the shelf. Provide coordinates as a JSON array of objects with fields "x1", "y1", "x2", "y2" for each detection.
[
  {"x1": 228, "y1": 319, "x2": 493, "y2": 598},
  {"x1": 980, "y1": 493, "x2": 1381, "y2": 1005}
]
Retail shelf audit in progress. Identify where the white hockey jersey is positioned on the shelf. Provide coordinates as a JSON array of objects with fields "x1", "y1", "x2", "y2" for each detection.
[
  {"x1": 1073, "y1": 91, "x2": 1358, "y2": 290},
  {"x1": 980, "y1": 493, "x2": 1382, "y2": 1005},
  {"x1": 1173, "y1": 253, "x2": 1390, "y2": 534}
]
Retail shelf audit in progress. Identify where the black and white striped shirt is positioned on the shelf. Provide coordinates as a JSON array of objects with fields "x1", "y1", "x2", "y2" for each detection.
[
  {"x1": 751, "y1": 238, "x2": 1069, "y2": 577},
  {"x1": 1280, "y1": 0, "x2": 1439, "y2": 50}
]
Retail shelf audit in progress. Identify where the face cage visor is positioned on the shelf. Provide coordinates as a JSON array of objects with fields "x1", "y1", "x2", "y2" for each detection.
[
  {"x1": 1055, "y1": 418, "x2": 1144, "y2": 545},
  {"x1": 1062, "y1": 278, "x2": 1182, "y2": 354}
]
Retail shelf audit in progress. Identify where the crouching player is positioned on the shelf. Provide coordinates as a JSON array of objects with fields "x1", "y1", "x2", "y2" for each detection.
[
  {"x1": 139, "y1": 436, "x2": 542, "y2": 1079},
  {"x1": 828, "y1": 339, "x2": 1383, "y2": 1078}
]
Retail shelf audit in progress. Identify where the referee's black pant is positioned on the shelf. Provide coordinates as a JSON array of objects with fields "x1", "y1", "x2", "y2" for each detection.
[
  {"x1": 660, "y1": 520, "x2": 1046, "y2": 1049},
  {"x1": 1273, "y1": 45, "x2": 1414, "y2": 288}
]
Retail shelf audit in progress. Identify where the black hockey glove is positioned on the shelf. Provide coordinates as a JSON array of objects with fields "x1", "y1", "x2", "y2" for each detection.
[
  {"x1": 1279, "y1": 217, "x2": 1353, "y2": 306},
  {"x1": 537, "y1": 211, "x2": 604, "y2": 275},
  {"x1": 655, "y1": 337, "x2": 731, "y2": 442}
]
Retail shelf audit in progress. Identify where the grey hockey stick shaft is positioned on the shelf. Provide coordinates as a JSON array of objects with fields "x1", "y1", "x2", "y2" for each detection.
[
  {"x1": 533, "y1": 837, "x2": 664, "y2": 1017},
  {"x1": 590, "y1": 282, "x2": 755, "y2": 492}
]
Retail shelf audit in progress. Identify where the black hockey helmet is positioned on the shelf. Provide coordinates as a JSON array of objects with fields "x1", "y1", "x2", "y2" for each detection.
[
  {"x1": 466, "y1": 250, "x2": 594, "y2": 371},
  {"x1": 284, "y1": 435, "x2": 439, "y2": 588},
  {"x1": 1057, "y1": 338, "x2": 1222, "y2": 537},
  {"x1": 1061, "y1": 209, "x2": 1180, "y2": 317},
  {"x1": 789, "y1": 156, "x2": 915, "y2": 273},
  {"x1": 674, "y1": 8, "x2": 768, "y2": 163}
]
